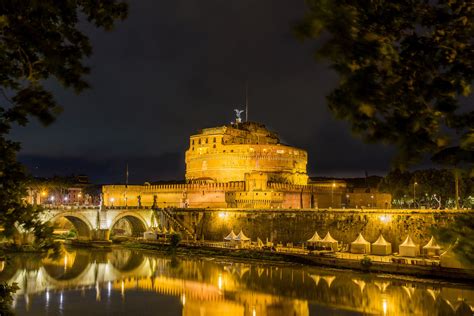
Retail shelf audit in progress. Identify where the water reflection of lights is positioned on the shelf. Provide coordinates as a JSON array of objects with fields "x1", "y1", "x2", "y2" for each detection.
[
  {"x1": 45, "y1": 290, "x2": 50, "y2": 303},
  {"x1": 218, "y1": 273, "x2": 223, "y2": 290},
  {"x1": 59, "y1": 292, "x2": 64, "y2": 310},
  {"x1": 180, "y1": 293, "x2": 186, "y2": 306},
  {"x1": 121, "y1": 280, "x2": 125, "y2": 299},
  {"x1": 252, "y1": 306, "x2": 256, "y2": 316},
  {"x1": 96, "y1": 281, "x2": 101, "y2": 302},
  {"x1": 108, "y1": 281, "x2": 112, "y2": 297},
  {"x1": 64, "y1": 255, "x2": 68, "y2": 272},
  {"x1": 382, "y1": 298, "x2": 387, "y2": 315}
]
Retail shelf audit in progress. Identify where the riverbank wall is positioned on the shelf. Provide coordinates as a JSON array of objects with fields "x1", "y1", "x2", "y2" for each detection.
[{"x1": 173, "y1": 208, "x2": 471, "y2": 249}]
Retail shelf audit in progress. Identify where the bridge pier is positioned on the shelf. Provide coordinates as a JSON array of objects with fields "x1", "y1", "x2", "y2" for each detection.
[{"x1": 91, "y1": 229, "x2": 111, "y2": 241}]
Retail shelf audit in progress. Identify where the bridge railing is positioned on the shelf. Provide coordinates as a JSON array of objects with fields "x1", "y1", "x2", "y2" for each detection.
[{"x1": 43, "y1": 204, "x2": 100, "y2": 210}]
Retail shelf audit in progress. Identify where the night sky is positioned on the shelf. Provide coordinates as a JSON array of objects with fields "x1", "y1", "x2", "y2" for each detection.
[{"x1": 11, "y1": 1, "x2": 398, "y2": 184}]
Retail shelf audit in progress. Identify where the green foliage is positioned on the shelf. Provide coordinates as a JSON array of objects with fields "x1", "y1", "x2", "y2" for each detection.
[
  {"x1": 433, "y1": 213, "x2": 474, "y2": 264},
  {"x1": 170, "y1": 233, "x2": 182, "y2": 249},
  {"x1": 0, "y1": 2, "x2": 127, "y2": 244},
  {"x1": 379, "y1": 168, "x2": 472, "y2": 208},
  {"x1": 296, "y1": 0, "x2": 473, "y2": 168},
  {"x1": 0, "y1": 282, "x2": 19, "y2": 316}
]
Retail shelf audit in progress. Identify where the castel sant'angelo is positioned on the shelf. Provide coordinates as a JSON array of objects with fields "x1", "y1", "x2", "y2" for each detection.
[{"x1": 103, "y1": 119, "x2": 391, "y2": 209}]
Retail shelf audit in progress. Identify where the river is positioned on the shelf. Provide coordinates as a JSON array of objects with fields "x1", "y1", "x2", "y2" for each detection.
[{"x1": 1, "y1": 246, "x2": 473, "y2": 315}]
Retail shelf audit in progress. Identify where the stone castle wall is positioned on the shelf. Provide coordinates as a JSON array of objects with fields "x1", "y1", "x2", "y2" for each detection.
[
  {"x1": 178, "y1": 209, "x2": 468, "y2": 249},
  {"x1": 102, "y1": 182, "x2": 347, "y2": 209}
]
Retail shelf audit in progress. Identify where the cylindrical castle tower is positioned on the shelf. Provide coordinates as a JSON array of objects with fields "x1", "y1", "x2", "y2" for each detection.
[{"x1": 185, "y1": 122, "x2": 308, "y2": 185}]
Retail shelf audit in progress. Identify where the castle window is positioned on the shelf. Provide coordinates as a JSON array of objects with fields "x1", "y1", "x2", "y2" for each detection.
[
  {"x1": 192, "y1": 147, "x2": 194, "y2": 151},
  {"x1": 213, "y1": 137, "x2": 216, "y2": 143},
  {"x1": 223, "y1": 150, "x2": 226, "y2": 153},
  {"x1": 230, "y1": 150, "x2": 234, "y2": 153},
  {"x1": 206, "y1": 138, "x2": 208, "y2": 143},
  {"x1": 192, "y1": 140, "x2": 194, "y2": 145},
  {"x1": 213, "y1": 144, "x2": 216, "y2": 148},
  {"x1": 198, "y1": 139, "x2": 201, "y2": 145}
]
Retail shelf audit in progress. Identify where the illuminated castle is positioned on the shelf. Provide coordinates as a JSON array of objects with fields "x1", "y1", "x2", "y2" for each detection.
[
  {"x1": 185, "y1": 121, "x2": 308, "y2": 185},
  {"x1": 102, "y1": 120, "x2": 390, "y2": 209}
]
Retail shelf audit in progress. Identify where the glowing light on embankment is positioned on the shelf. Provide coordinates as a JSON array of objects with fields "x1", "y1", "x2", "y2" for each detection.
[
  {"x1": 218, "y1": 212, "x2": 227, "y2": 219},
  {"x1": 379, "y1": 215, "x2": 392, "y2": 224}
]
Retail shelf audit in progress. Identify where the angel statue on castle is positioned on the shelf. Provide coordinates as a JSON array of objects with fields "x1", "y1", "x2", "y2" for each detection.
[{"x1": 234, "y1": 109, "x2": 245, "y2": 123}]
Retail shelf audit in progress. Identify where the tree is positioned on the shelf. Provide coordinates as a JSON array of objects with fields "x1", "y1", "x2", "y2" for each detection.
[
  {"x1": 433, "y1": 213, "x2": 474, "y2": 266},
  {"x1": 0, "y1": 2, "x2": 127, "y2": 245},
  {"x1": 295, "y1": 0, "x2": 473, "y2": 168},
  {"x1": 0, "y1": 282, "x2": 19, "y2": 316},
  {"x1": 296, "y1": 1, "x2": 473, "y2": 262}
]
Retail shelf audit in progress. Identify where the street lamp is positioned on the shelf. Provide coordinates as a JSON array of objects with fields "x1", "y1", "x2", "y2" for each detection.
[
  {"x1": 331, "y1": 182, "x2": 336, "y2": 207},
  {"x1": 413, "y1": 181, "x2": 418, "y2": 208}
]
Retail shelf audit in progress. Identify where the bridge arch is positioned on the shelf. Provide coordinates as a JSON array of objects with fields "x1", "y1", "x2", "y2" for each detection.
[
  {"x1": 50, "y1": 212, "x2": 94, "y2": 240},
  {"x1": 110, "y1": 212, "x2": 148, "y2": 237}
]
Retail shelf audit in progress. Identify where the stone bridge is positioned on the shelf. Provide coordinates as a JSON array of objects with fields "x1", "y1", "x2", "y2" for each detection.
[{"x1": 41, "y1": 206, "x2": 169, "y2": 241}]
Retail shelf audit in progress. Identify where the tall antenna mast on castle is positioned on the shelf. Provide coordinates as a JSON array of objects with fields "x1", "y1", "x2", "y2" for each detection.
[{"x1": 245, "y1": 80, "x2": 248, "y2": 122}]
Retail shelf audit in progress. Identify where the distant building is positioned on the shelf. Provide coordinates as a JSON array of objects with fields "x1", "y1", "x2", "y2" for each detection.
[
  {"x1": 27, "y1": 175, "x2": 94, "y2": 205},
  {"x1": 345, "y1": 188, "x2": 392, "y2": 209},
  {"x1": 102, "y1": 121, "x2": 391, "y2": 209}
]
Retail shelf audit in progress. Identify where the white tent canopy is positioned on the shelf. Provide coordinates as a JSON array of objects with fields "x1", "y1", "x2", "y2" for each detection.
[
  {"x1": 143, "y1": 230, "x2": 157, "y2": 240},
  {"x1": 351, "y1": 233, "x2": 371, "y2": 254},
  {"x1": 307, "y1": 231, "x2": 321, "y2": 243},
  {"x1": 224, "y1": 230, "x2": 237, "y2": 241},
  {"x1": 319, "y1": 232, "x2": 338, "y2": 251},
  {"x1": 234, "y1": 230, "x2": 250, "y2": 242},
  {"x1": 399, "y1": 235, "x2": 420, "y2": 257},
  {"x1": 423, "y1": 236, "x2": 441, "y2": 256},
  {"x1": 371, "y1": 234, "x2": 392, "y2": 255}
]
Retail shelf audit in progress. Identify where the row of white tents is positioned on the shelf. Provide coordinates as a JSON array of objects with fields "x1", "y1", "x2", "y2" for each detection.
[
  {"x1": 307, "y1": 231, "x2": 443, "y2": 257},
  {"x1": 224, "y1": 230, "x2": 251, "y2": 245},
  {"x1": 143, "y1": 226, "x2": 177, "y2": 240}
]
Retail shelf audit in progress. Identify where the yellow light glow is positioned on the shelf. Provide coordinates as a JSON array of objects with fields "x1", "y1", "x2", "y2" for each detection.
[
  {"x1": 41, "y1": 191, "x2": 47, "y2": 197},
  {"x1": 218, "y1": 212, "x2": 227, "y2": 219},
  {"x1": 180, "y1": 293, "x2": 186, "y2": 305},
  {"x1": 382, "y1": 298, "x2": 388, "y2": 315},
  {"x1": 64, "y1": 255, "x2": 68, "y2": 271},
  {"x1": 218, "y1": 274, "x2": 223, "y2": 290},
  {"x1": 379, "y1": 215, "x2": 392, "y2": 223}
]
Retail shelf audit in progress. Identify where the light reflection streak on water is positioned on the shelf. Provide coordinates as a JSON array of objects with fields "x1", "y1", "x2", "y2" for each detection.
[{"x1": 2, "y1": 247, "x2": 473, "y2": 316}]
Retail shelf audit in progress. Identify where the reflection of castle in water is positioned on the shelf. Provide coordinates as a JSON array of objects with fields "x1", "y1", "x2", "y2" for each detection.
[{"x1": 2, "y1": 248, "x2": 473, "y2": 316}]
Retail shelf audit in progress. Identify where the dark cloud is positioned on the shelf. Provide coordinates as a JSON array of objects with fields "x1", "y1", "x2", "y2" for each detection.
[{"x1": 12, "y1": 0, "x2": 397, "y2": 183}]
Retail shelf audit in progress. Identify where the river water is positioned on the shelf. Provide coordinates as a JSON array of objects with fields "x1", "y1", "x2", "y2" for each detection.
[{"x1": 1, "y1": 247, "x2": 473, "y2": 316}]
